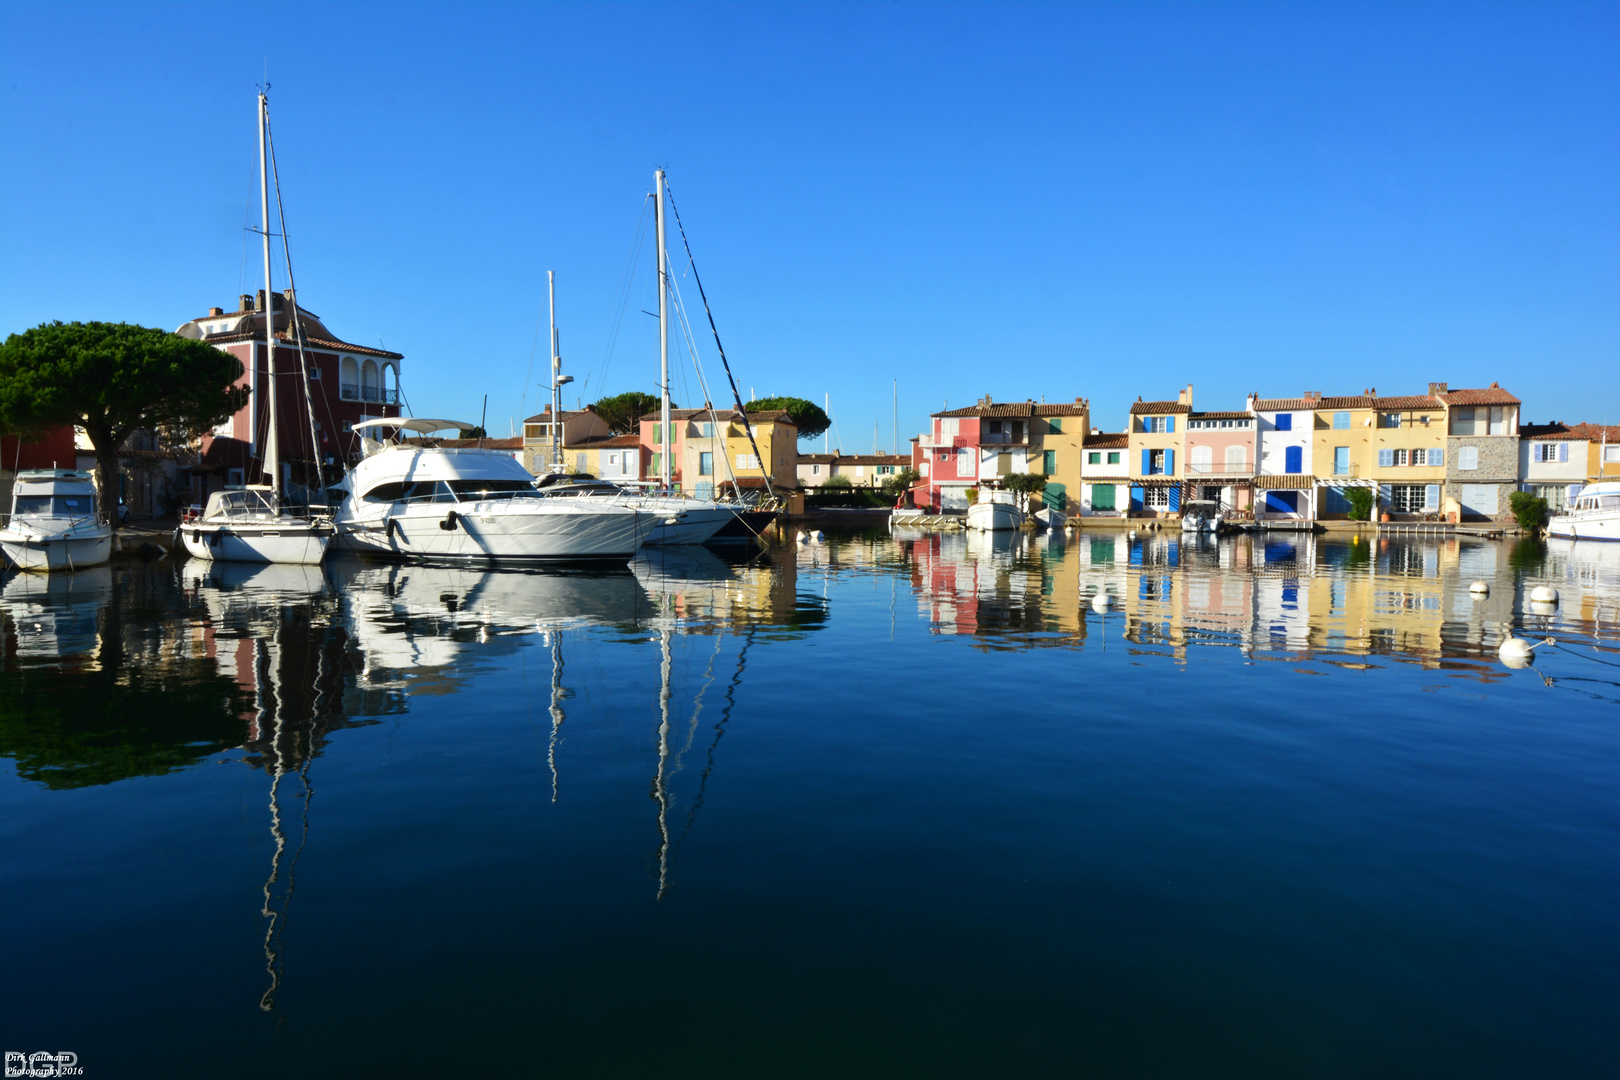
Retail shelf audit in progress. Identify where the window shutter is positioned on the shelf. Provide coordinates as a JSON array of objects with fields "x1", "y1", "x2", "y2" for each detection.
[
  {"x1": 1459, "y1": 446, "x2": 1478, "y2": 470},
  {"x1": 1130, "y1": 485, "x2": 1143, "y2": 511},
  {"x1": 1427, "y1": 448, "x2": 1442, "y2": 467},
  {"x1": 1559, "y1": 443, "x2": 1568, "y2": 463},
  {"x1": 1378, "y1": 449, "x2": 1394, "y2": 468},
  {"x1": 1166, "y1": 417, "x2": 1175, "y2": 433},
  {"x1": 1167, "y1": 485, "x2": 1180, "y2": 511},
  {"x1": 1425, "y1": 484, "x2": 1440, "y2": 510},
  {"x1": 1165, "y1": 448, "x2": 1175, "y2": 475},
  {"x1": 1141, "y1": 449, "x2": 1151, "y2": 475}
]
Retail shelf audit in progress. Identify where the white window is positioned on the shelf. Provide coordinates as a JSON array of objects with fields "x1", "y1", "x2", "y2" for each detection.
[
  {"x1": 940, "y1": 418, "x2": 959, "y2": 438},
  {"x1": 1533, "y1": 442, "x2": 1568, "y2": 463},
  {"x1": 308, "y1": 367, "x2": 321, "y2": 380},
  {"x1": 919, "y1": 462, "x2": 929, "y2": 477},
  {"x1": 1458, "y1": 446, "x2": 1479, "y2": 470},
  {"x1": 1144, "y1": 486, "x2": 1170, "y2": 509},
  {"x1": 812, "y1": 464, "x2": 821, "y2": 475},
  {"x1": 956, "y1": 447, "x2": 972, "y2": 474},
  {"x1": 1143, "y1": 416, "x2": 1169, "y2": 433},
  {"x1": 1190, "y1": 446, "x2": 1213, "y2": 473},
  {"x1": 1605, "y1": 446, "x2": 1620, "y2": 463},
  {"x1": 607, "y1": 453, "x2": 618, "y2": 466},
  {"x1": 735, "y1": 454, "x2": 760, "y2": 470},
  {"x1": 1225, "y1": 445, "x2": 1246, "y2": 470}
]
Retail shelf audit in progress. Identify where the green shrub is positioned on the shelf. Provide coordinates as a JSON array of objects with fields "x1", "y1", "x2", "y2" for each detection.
[
  {"x1": 881, "y1": 468, "x2": 920, "y2": 498},
  {"x1": 1345, "y1": 487, "x2": 1374, "y2": 521},
  {"x1": 1508, "y1": 490, "x2": 1549, "y2": 531},
  {"x1": 820, "y1": 473, "x2": 853, "y2": 490}
]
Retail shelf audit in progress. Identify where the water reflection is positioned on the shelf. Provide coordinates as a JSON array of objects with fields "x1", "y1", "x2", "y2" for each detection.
[{"x1": 886, "y1": 529, "x2": 1620, "y2": 686}]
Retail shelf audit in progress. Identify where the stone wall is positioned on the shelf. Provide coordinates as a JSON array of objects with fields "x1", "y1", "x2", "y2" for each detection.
[{"x1": 1444, "y1": 435, "x2": 1518, "y2": 520}]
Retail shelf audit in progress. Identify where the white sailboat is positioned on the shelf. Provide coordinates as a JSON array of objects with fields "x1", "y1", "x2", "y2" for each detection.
[
  {"x1": 182, "y1": 89, "x2": 332, "y2": 566},
  {"x1": 640, "y1": 169, "x2": 743, "y2": 545},
  {"x1": 0, "y1": 469, "x2": 113, "y2": 572}
]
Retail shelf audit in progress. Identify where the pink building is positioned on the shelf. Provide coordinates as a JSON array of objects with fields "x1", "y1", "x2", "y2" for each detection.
[
  {"x1": 1182, "y1": 410, "x2": 1257, "y2": 515},
  {"x1": 910, "y1": 397, "x2": 1089, "y2": 512}
]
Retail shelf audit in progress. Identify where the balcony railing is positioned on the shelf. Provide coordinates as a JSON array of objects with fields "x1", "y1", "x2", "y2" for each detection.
[
  {"x1": 341, "y1": 382, "x2": 359, "y2": 401},
  {"x1": 339, "y1": 383, "x2": 397, "y2": 404},
  {"x1": 1188, "y1": 462, "x2": 1255, "y2": 475},
  {"x1": 382, "y1": 388, "x2": 399, "y2": 404},
  {"x1": 979, "y1": 432, "x2": 1029, "y2": 446}
]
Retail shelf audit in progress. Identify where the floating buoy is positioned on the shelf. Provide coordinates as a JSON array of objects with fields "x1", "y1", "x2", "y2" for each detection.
[
  {"x1": 1530, "y1": 585, "x2": 1559, "y2": 605},
  {"x1": 795, "y1": 532, "x2": 809, "y2": 545},
  {"x1": 811, "y1": 530, "x2": 826, "y2": 543},
  {"x1": 1529, "y1": 600, "x2": 1559, "y2": 617},
  {"x1": 1128, "y1": 530, "x2": 1138, "y2": 539},
  {"x1": 1498, "y1": 635, "x2": 1535, "y2": 669},
  {"x1": 1469, "y1": 581, "x2": 1490, "y2": 596},
  {"x1": 1091, "y1": 593, "x2": 1112, "y2": 613}
]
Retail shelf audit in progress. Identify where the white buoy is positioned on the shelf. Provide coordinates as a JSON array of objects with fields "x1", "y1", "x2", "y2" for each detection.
[
  {"x1": 1469, "y1": 581, "x2": 1490, "y2": 596},
  {"x1": 811, "y1": 530, "x2": 826, "y2": 543},
  {"x1": 1530, "y1": 585, "x2": 1559, "y2": 604},
  {"x1": 1498, "y1": 635, "x2": 1535, "y2": 669},
  {"x1": 1128, "y1": 530, "x2": 1138, "y2": 539},
  {"x1": 1091, "y1": 593, "x2": 1112, "y2": 613},
  {"x1": 1529, "y1": 600, "x2": 1559, "y2": 617},
  {"x1": 796, "y1": 532, "x2": 809, "y2": 545}
]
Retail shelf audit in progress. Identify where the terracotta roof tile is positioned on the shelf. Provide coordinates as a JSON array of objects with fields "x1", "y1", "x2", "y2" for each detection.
[
  {"x1": 1437, "y1": 384, "x2": 1520, "y2": 406},
  {"x1": 1254, "y1": 474, "x2": 1315, "y2": 489},
  {"x1": 837, "y1": 454, "x2": 909, "y2": 466},
  {"x1": 210, "y1": 329, "x2": 403, "y2": 360},
  {"x1": 1128, "y1": 399, "x2": 1193, "y2": 415},
  {"x1": 1083, "y1": 432, "x2": 1129, "y2": 448},
  {"x1": 1525, "y1": 422, "x2": 1620, "y2": 442}
]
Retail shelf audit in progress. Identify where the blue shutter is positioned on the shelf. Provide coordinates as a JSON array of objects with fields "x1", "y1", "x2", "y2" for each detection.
[
  {"x1": 1424, "y1": 484, "x2": 1440, "y2": 510},
  {"x1": 1378, "y1": 449, "x2": 1394, "y2": 468},
  {"x1": 1166, "y1": 417, "x2": 1175, "y2": 433},
  {"x1": 1165, "y1": 448, "x2": 1175, "y2": 475},
  {"x1": 1559, "y1": 443, "x2": 1568, "y2": 463},
  {"x1": 1429, "y1": 448, "x2": 1443, "y2": 467},
  {"x1": 1141, "y1": 449, "x2": 1151, "y2": 475},
  {"x1": 1168, "y1": 485, "x2": 1180, "y2": 510},
  {"x1": 1130, "y1": 485, "x2": 1143, "y2": 511},
  {"x1": 1285, "y1": 446, "x2": 1302, "y2": 474},
  {"x1": 1275, "y1": 413, "x2": 1291, "y2": 431}
]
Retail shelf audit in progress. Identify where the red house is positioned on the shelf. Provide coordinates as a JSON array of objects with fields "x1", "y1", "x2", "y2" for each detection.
[{"x1": 175, "y1": 289, "x2": 402, "y2": 500}]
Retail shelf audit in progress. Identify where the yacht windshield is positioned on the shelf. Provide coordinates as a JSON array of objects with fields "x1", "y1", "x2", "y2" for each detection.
[
  {"x1": 13, "y1": 494, "x2": 94, "y2": 516},
  {"x1": 447, "y1": 480, "x2": 538, "y2": 500}
]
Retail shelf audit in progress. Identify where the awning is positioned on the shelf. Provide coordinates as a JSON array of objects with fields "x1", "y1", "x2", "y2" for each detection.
[{"x1": 1254, "y1": 474, "x2": 1314, "y2": 490}]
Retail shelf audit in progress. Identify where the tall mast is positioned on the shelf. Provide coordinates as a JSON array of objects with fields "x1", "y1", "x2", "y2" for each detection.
[
  {"x1": 549, "y1": 271, "x2": 560, "y2": 471},
  {"x1": 656, "y1": 169, "x2": 671, "y2": 490},
  {"x1": 258, "y1": 90, "x2": 279, "y2": 500}
]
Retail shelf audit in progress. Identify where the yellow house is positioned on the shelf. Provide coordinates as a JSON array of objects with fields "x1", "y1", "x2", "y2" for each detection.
[
  {"x1": 1032, "y1": 400, "x2": 1090, "y2": 513},
  {"x1": 1307, "y1": 391, "x2": 1446, "y2": 518},
  {"x1": 642, "y1": 407, "x2": 799, "y2": 495}
]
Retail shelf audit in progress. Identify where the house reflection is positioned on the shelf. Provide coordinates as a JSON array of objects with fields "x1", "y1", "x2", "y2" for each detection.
[{"x1": 890, "y1": 526, "x2": 1620, "y2": 674}]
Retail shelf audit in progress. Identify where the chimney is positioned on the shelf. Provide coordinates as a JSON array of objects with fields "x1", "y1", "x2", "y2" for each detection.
[
  {"x1": 1245, "y1": 392, "x2": 1258, "y2": 412},
  {"x1": 1304, "y1": 391, "x2": 1321, "y2": 403},
  {"x1": 1428, "y1": 382, "x2": 1448, "y2": 396},
  {"x1": 255, "y1": 289, "x2": 266, "y2": 311},
  {"x1": 1177, "y1": 384, "x2": 1194, "y2": 407},
  {"x1": 208, "y1": 306, "x2": 224, "y2": 317},
  {"x1": 239, "y1": 294, "x2": 253, "y2": 312}
]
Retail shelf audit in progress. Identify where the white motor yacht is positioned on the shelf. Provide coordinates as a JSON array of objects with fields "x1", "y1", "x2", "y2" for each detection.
[
  {"x1": 1547, "y1": 481, "x2": 1620, "y2": 541},
  {"x1": 0, "y1": 469, "x2": 113, "y2": 572},
  {"x1": 332, "y1": 419, "x2": 657, "y2": 564},
  {"x1": 532, "y1": 474, "x2": 736, "y2": 545}
]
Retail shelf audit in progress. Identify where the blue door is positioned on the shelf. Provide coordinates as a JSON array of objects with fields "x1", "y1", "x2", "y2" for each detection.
[
  {"x1": 1333, "y1": 446, "x2": 1350, "y2": 475},
  {"x1": 1284, "y1": 446, "x2": 1302, "y2": 474}
]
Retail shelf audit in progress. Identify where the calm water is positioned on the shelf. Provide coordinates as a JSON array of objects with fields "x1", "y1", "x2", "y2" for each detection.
[{"x1": 2, "y1": 528, "x2": 1618, "y2": 1078}]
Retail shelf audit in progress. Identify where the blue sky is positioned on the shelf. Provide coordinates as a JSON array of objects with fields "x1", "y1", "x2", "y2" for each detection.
[{"x1": 2, "y1": 2, "x2": 1616, "y2": 448}]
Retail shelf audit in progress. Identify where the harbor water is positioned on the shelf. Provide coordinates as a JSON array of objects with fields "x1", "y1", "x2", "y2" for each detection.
[{"x1": 2, "y1": 528, "x2": 1617, "y2": 1077}]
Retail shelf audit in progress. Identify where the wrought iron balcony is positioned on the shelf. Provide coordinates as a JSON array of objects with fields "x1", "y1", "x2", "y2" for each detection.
[{"x1": 340, "y1": 382, "x2": 359, "y2": 401}]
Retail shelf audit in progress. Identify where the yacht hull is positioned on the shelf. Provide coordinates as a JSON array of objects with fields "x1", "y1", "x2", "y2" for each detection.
[
  {"x1": 0, "y1": 530, "x2": 112, "y2": 572},
  {"x1": 965, "y1": 502, "x2": 1024, "y2": 531},
  {"x1": 180, "y1": 522, "x2": 332, "y2": 565},
  {"x1": 644, "y1": 506, "x2": 735, "y2": 546},
  {"x1": 1547, "y1": 515, "x2": 1619, "y2": 541},
  {"x1": 335, "y1": 500, "x2": 652, "y2": 564}
]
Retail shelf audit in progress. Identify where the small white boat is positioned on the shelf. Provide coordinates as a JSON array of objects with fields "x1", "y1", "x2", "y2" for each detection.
[
  {"x1": 332, "y1": 419, "x2": 656, "y2": 564},
  {"x1": 1547, "y1": 481, "x2": 1620, "y2": 541},
  {"x1": 0, "y1": 469, "x2": 113, "y2": 572},
  {"x1": 966, "y1": 488, "x2": 1024, "y2": 531},
  {"x1": 181, "y1": 487, "x2": 333, "y2": 565}
]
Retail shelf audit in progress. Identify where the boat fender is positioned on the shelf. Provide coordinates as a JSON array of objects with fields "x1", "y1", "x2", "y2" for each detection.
[
  {"x1": 386, "y1": 518, "x2": 403, "y2": 543},
  {"x1": 208, "y1": 530, "x2": 221, "y2": 548},
  {"x1": 440, "y1": 511, "x2": 460, "y2": 532},
  {"x1": 1529, "y1": 585, "x2": 1559, "y2": 605}
]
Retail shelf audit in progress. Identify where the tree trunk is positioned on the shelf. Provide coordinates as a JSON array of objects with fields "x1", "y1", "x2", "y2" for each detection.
[{"x1": 81, "y1": 423, "x2": 124, "y2": 534}]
